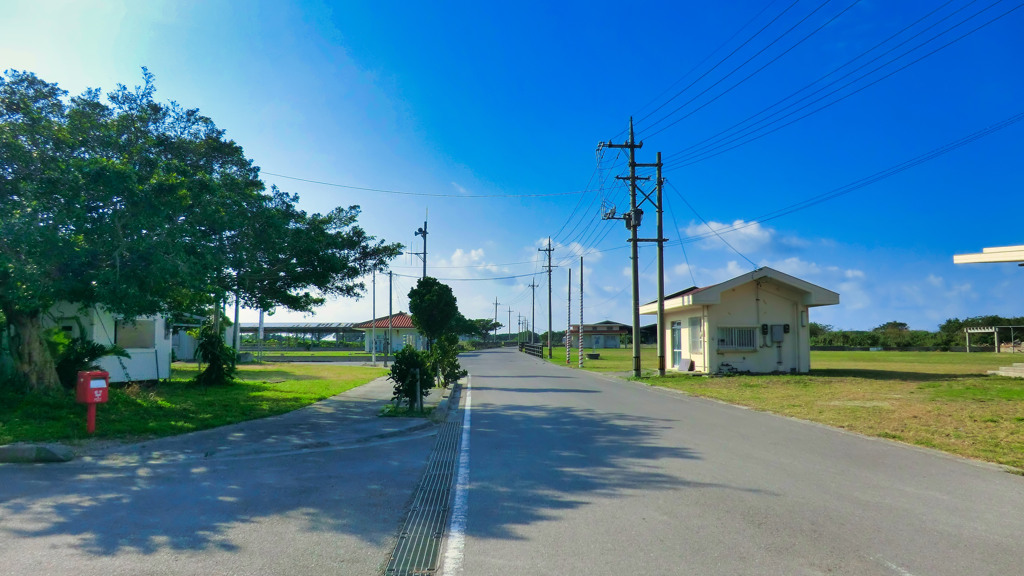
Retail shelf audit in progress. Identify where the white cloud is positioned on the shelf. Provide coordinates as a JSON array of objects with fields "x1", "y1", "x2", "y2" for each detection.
[
  {"x1": 451, "y1": 182, "x2": 470, "y2": 195},
  {"x1": 684, "y1": 219, "x2": 773, "y2": 254}
]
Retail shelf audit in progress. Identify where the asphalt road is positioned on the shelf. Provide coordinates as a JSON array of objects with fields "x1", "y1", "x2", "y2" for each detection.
[
  {"x1": 449, "y1": 348, "x2": 1024, "y2": 576},
  {"x1": 0, "y1": 378, "x2": 439, "y2": 576}
]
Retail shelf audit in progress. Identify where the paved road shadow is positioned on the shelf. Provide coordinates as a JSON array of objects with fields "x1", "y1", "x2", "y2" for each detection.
[
  {"x1": 467, "y1": 400, "x2": 772, "y2": 541},
  {"x1": 0, "y1": 388, "x2": 436, "y2": 558}
]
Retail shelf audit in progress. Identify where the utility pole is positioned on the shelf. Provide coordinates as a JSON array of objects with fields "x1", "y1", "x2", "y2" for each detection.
[
  {"x1": 566, "y1": 268, "x2": 572, "y2": 365},
  {"x1": 507, "y1": 307, "x2": 512, "y2": 342},
  {"x1": 412, "y1": 210, "x2": 428, "y2": 279},
  {"x1": 579, "y1": 256, "x2": 584, "y2": 369},
  {"x1": 655, "y1": 153, "x2": 666, "y2": 376},
  {"x1": 604, "y1": 118, "x2": 646, "y2": 378},
  {"x1": 387, "y1": 270, "x2": 392, "y2": 367},
  {"x1": 529, "y1": 280, "x2": 538, "y2": 344},
  {"x1": 493, "y1": 297, "x2": 500, "y2": 342},
  {"x1": 371, "y1": 270, "x2": 376, "y2": 366},
  {"x1": 539, "y1": 237, "x2": 556, "y2": 358}
]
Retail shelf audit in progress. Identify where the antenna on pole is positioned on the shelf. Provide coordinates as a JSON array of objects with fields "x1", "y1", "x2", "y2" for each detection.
[{"x1": 412, "y1": 209, "x2": 428, "y2": 279}]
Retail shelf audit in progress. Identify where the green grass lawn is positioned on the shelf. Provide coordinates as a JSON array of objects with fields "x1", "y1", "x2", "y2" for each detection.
[
  {"x1": 544, "y1": 348, "x2": 1024, "y2": 470},
  {"x1": 541, "y1": 345, "x2": 660, "y2": 372},
  {"x1": 0, "y1": 362, "x2": 386, "y2": 445},
  {"x1": 246, "y1": 350, "x2": 371, "y2": 357}
]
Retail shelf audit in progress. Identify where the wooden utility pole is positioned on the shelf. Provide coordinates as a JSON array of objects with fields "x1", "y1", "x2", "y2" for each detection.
[
  {"x1": 493, "y1": 297, "x2": 500, "y2": 341},
  {"x1": 387, "y1": 270, "x2": 392, "y2": 367},
  {"x1": 656, "y1": 153, "x2": 666, "y2": 376},
  {"x1": 539, "y1": 237, "x2": 556, "y2": 358},
  {"x1": 605, "y1": 119, "x2": 645, "y2": 378},
  {"x1": 529, "y1": 280, "x2": 538, "y2": 344}
]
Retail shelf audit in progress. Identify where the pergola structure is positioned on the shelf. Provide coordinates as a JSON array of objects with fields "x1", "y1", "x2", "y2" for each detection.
[
  {"x1": 964, "y1": 326, "x2": 1024, "y2": 353},
  {"x1": 954, "y1": 244, "x2": 1024, "y2": 354}
]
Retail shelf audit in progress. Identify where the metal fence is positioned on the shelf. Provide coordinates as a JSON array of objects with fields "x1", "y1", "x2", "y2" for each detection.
[{"x1": 519, "y1": 343, "x2": 543, "y2": 358}]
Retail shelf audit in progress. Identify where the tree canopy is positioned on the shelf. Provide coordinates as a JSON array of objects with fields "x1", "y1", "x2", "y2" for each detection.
[
  {"x1": 407, "y1": 277, "x2": 460, "y2": 350},
  {"x1": 1, "y1": 69, "x2": 402, "y2": 390}
]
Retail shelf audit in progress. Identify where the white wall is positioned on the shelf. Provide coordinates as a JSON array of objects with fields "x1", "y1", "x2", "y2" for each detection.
[
  {"x1": 705, "y1": 281, "x2": 807, "y2": 374},
  {"x1": 45, "y1": 304, "x2": 171, "y2": 382}
]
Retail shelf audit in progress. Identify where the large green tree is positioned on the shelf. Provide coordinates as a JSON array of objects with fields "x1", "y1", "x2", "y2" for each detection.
[
  {"x1": 407, "y1": 277, "x2": 460, "y2": 351},
  {"x1": 0, "y1": 70, "x2": 401, "y2": 391}
]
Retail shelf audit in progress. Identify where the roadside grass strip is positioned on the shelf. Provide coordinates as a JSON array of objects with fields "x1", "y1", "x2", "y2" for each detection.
[
  {"x1": 539, "y1": 348, "x2": 1022, "y2": 470},
  {"x1": 637, "y1": 352, "x2": 1024, "y2": 470},
  {"x1": 0, "y1": 363, "x2": 386, "y2": 445}
]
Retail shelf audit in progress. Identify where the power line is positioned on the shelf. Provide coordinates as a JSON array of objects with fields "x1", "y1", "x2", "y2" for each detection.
[
  {"x1": 641, "y1": 0, "x2": 862, "y2": 141},
  {"x1": 662, "y1": 0, "x2": 963, "y2": 164},
  {"x1": 391, "y1": 271, "x2": 541, "y2": 282},
  {"x1": 262, "y1": 171, "x2": 592, "y2": 198},
  {"x1": 676, "y1": 110, "x2": 1024, "y2": 243},
  {"x1": 665, "y1": 181, "x2": 758, "y2": 269},
  {"x1": 631, "y1": 0, "x2": 804, "y2": 135},
  {"x1": 625, "y1": 0, "x2": 784, "y2": 131},
  {"x1": 665, "y1": 0, "x2": 1024, "y2": 169},
  {"x1": 634, "y1": 0, "x2": 843, "y2": 136}
]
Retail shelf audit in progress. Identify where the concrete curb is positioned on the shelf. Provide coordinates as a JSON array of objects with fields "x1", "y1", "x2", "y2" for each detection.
[
  {"x1": 429, "y1": 383, "x2": 457, "y2": 423},
  {"x1": 0, "y1": 443, "x2": 75, "y2": 464}
]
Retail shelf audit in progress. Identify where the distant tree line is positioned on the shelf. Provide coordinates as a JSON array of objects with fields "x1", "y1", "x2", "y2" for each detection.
[{"x1": 810, "y1": 316, "x2": 1024, "y2": 349}]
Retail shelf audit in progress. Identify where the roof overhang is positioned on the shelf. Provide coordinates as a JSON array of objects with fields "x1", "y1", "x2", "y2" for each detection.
[
  {"x1": 953, "y1": 245, "x2": 1024, "y2": 264},
  {"x1": 640, "y1": 267, "x2": 839, "y2": 315}
]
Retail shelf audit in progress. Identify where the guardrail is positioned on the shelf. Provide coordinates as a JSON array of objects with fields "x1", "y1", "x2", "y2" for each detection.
[{"x1": 519, "y1": 343, "x2": 543, "y2": 358}]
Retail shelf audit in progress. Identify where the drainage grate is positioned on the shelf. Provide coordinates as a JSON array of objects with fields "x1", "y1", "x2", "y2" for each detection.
[{"x1": 385, "y1": 385, "x2": 463, "y2": 576}]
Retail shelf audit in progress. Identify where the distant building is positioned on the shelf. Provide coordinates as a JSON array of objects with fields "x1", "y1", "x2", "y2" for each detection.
[
  {"x1": 567, "y1": 320, "x2": 630, "y2": 348},
  {"x1": 639, "y1": 267, "x2": 839, "y2": 374},
  {"x1": 353, "y1": 312, "x2": 425, "y2": 353}
]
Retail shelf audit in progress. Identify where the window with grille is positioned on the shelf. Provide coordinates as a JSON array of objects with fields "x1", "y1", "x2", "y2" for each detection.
[
  {"x1": 717, "y1": 327, "x2": 756, "y2": 351},
  {"x1": 688, "y1": 316, "x2": 703, "y2": 353}
]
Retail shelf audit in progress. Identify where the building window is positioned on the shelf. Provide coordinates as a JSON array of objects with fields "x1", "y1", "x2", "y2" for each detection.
[
  {"x1": 115, "y1": 319, "x2": 156, "y2": 349},
  {"x1": 717, "y1": 327, "x2": 756, "y2": 351},
  {"x1": 688, "y1": 316, "x2": 702, "y2": 353},
  {"x1": 671, "y1": 321, "x2": 682, "y2": 367}
]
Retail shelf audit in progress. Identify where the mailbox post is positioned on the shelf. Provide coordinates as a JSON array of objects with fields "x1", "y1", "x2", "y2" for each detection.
[{"x1": 76, "y1": 370, "x2": 109, "y2": 434}]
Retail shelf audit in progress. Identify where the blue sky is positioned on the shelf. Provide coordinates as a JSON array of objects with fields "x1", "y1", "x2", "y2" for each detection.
[{"x1": 4, "y1": 0, "x2": 1023, "y2": 332}]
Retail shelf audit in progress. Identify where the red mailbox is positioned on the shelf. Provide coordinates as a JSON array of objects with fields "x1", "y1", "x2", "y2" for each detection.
[{"x1": 76, "y1": 370, "x2": 109, "y2": 433}]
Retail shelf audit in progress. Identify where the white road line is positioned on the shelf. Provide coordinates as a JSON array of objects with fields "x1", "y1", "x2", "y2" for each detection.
[{"x1": 441, "y1": 375, "x2": 472, "y2": 576}]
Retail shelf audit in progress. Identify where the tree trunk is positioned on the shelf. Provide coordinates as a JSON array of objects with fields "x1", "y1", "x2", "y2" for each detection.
[{"x1": 9, "y1": 311, "x2": 61, "y2": 391}]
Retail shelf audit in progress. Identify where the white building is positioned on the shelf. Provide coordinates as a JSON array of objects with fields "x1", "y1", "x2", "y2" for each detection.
[
  {"x1": 46, "y1": 303, "x2": 172, "y2": 382},
  {"x1": 353, "y1": 312, "x2": 426, "y2": 353},
  {"x1": 639, "y1": 267, "x2": 839, "y2": 374}
]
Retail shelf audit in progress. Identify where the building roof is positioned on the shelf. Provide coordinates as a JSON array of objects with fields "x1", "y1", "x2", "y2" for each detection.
[
  {"x1": 238, "y1": 322, "x2": 357, "y2": 334},
  {"x1": 640, "y1": 266, "x2": 839, "y2": 314},
  {"x1": 353, "y1": 312, "x2": 416, "y2": 330},
  {"x1": 569, "y1": 320, "x2": 631, "y2": 334}
]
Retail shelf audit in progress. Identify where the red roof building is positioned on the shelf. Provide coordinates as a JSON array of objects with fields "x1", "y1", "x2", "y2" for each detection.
[{"x1": 353, "y1": 312, "x2": 425, "y2": 352}]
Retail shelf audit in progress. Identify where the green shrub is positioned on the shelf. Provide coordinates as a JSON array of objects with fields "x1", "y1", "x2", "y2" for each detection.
[
  {"x1": 192, "y1": 323, "x2": 236, "y2": 386},
  {"x1": 45, "y1": 329, "x2": 129, "y2": 389},
  {"x1": 388, "y1": 345, "x2": 434, "y2": 409}
]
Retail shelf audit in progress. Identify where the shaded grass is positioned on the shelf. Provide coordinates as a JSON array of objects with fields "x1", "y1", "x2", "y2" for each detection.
[
  {"x1": 630, "y1": 351, "x2": 1024, "y2": 470},
  {"x1": 248, "y1": 350, "x2": 372, "y2": 357},
  {"x1": 0, "y1": 362, "x2": 386, "y2": 445}
]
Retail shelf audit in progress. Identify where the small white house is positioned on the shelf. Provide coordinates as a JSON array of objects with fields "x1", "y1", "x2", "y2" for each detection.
[
  {"x1": 353, "y1": 312, "x2": 426, "y2": 353},
  {"x1": 639, "y1": 267, "x2": 838, "y2": 374},
  {"x1": 45, "y1": 303, "x2": 172, "y2": 382}
]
